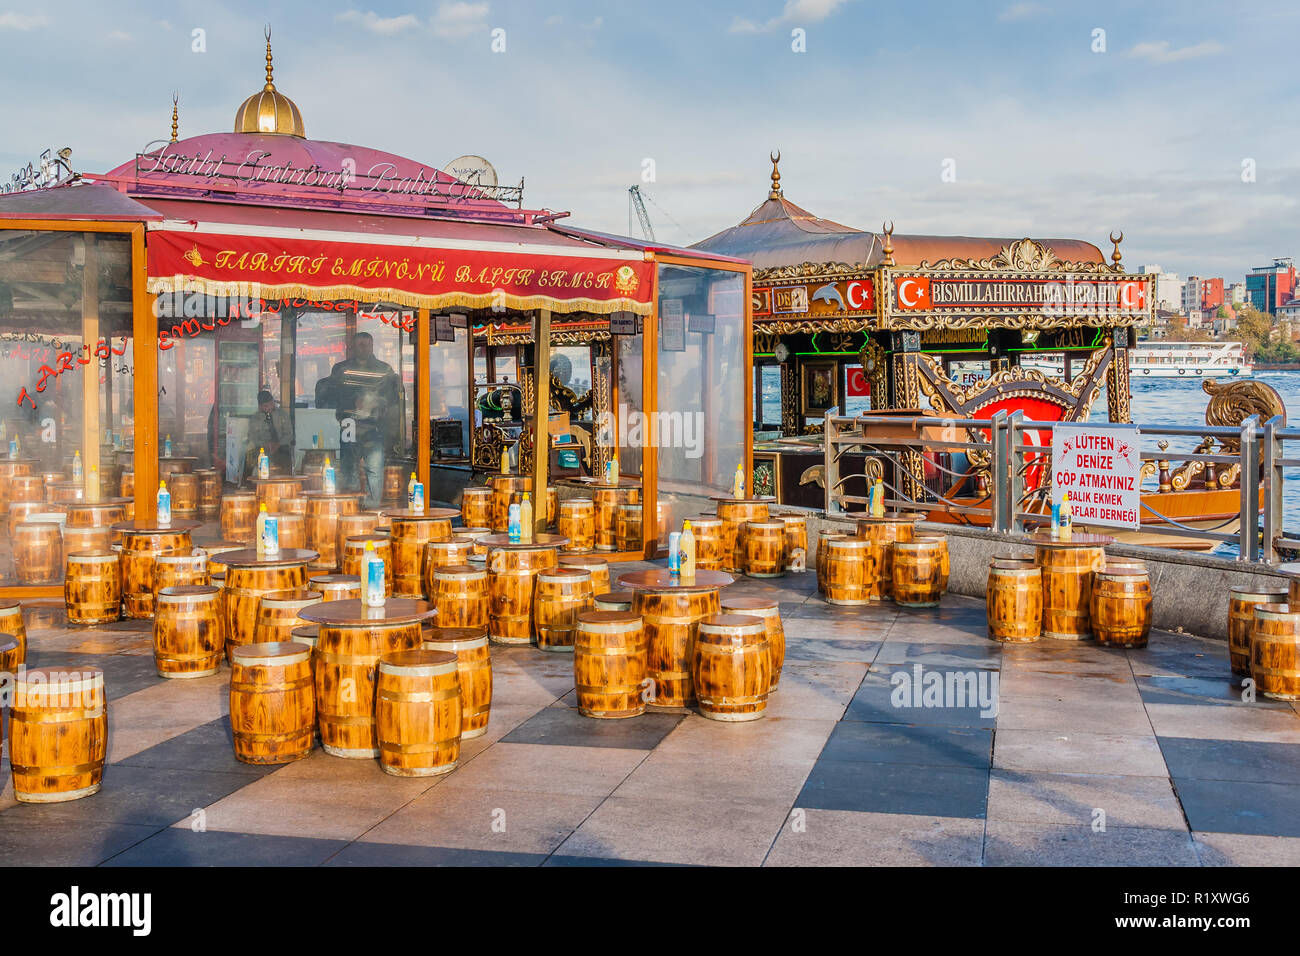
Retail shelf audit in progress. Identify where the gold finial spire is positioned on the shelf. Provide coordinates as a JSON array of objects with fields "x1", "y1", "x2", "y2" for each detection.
[
  {"x1": 1109, "y1": 230, "x2": 1124, "y2": 268},
  {"x1": 768, "y1": 150, "x2": 782, "y2": 200},
  {"x1": 170, "y1": 93, "x2": 179, "y2": 143},
  {"x1": 234, "y1": 26, "x2": 305, "y2": 137},
  {"x1": 882, "y1": 221, "x2": 895, "y2": 267},
  {"x1": 264, "y1": 25, "x2": 275, "y2": 90}
]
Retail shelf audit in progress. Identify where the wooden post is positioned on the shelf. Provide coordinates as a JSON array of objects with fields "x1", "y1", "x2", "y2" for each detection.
[
  {"x1": 131, "y1": 226, "x2": 158, "y2": 521},
  {"x1": 81, "y1": 236, "x2": 101, "y2": 497},
  {"x1": 417, "y1": 307, "x2": 431, "y2": 494},
  {"x1": 531, "y1": 309, "x2": 551, "y2": 534}
]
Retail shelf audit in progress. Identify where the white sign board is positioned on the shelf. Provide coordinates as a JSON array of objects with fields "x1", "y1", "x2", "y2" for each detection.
[
  {"x1": 1050, "y1": 423, "x2": 1142, "y2": 529},
  {"x1": 225, "y1": 416, "x2": 248, "y2": 483}
]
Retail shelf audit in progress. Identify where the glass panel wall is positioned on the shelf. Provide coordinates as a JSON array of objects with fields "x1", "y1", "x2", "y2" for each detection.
[
  {"x1": 0, "y1": 228, "x2": 136, "y2": 586},
  {"x1": 655, "y1": 264, "x2": 747, "y2": 545},
  {"x1": 429, "y1": 327, "x2": 470, "y2": 461},
  {"x1": 612, "y1": 329, "x2": 643, "y2": 479}
]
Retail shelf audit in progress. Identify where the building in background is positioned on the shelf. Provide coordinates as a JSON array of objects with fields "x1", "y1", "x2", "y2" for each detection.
[
  {"x1": 1199, "y1": 277, "x2": 1224, "y2": 310},
  {"x1": 1247, "y1": 257, "x2": 1297, "y2": 314},
  {"x1": 1227, "y1": 281, "x2": 1247, "y2": 306},
  {"x1": 1140, "y1": 265, "x2": 1181, "y2": 312},
  {"x1": 1182, "y1": 276, "x2": 1203, "y2": 316}
]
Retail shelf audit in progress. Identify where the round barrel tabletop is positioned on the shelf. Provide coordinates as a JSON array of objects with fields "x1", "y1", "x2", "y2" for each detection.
[
  {"x1": 67, "y1": 499, "x2": 131, "y2": 511},
  {"x1": 217, "y1": 547, "x2": 319, "y2": 568},
  {"x1": 300, "y1": 598, "x2": 437, "y2": 627},
  {"x1": 486, "y1": 475, "x2": 529, "y2": 485},
  {"x1": 480, "y1": 533, "x2": 569, "y2": 550},
  {"x1": 616, "y1": 568, "x2": 735, "y2": 592},
  {"x1": 112, "y1": 519, "x2": 201, "y2": 534},
  {"x1": 301, "y1": 491, "x2": 365, "y2": 500},
  {"x1": 1024, "y1": 532, "x2": 1114, "y2": 549},
  {"x1": 857, "y1": 511, "x2": 926, "y2": 523},
  {"x1": 710, "y1": 495, "x2": 778, "y2": 505},
  {"x1": 383, "y1": 507, "x2": 461, "y2": 522},
  {"x1": 160, "y1": 456, "x2": 198, "y2": 464}
]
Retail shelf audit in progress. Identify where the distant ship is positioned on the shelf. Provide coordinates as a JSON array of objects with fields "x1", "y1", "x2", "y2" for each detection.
[{"x1": 1021, "y1": 340, "x2": 1253, "y2": 380}]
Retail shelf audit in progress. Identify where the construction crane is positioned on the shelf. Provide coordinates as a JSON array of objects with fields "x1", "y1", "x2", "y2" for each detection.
[{"x1": 628, "y1": 185, "x2": 655, "y2": 243}]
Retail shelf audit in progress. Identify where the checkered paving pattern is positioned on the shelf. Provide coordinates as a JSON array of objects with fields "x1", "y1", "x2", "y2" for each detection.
[{"x1": 3, "y1": 563, "x2": 1300, "y2": 867}]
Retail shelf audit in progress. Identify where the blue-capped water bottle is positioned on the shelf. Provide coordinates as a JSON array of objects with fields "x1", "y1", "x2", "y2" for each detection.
[
  {"x1": 668, "y1": 531, "x2": 681, "y2": 574},
  {"x1": 508, "y1": 502, "x2": 522, "y2": 543},
  {"x1": 322, "y1": 455, "x2": 336, "y2": 494},
  {"x1": 362, "y1": 540, "x2": 386, "y2": 607},
  {"x1": 1050, "y1": 496, "x2": 1061, "y2": 539},
  {"x1": 257, "y1": 447, "x2": 269, "y2": 480},
  {"x1": 157, "y1": 480, "x2": 171, "y2": 527}
]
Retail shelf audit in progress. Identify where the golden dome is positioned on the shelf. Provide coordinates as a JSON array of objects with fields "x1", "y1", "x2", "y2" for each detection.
[{"x1": 234, "y1": 29, "x2": 305, "y2": 137}]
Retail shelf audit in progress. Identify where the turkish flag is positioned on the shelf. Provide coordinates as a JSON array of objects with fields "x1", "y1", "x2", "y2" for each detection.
[
  {"x1": 895, "y1": 276, "x2": 931, "y2": 310},
  {"x1": 1118, "y1": 280, "x2": 1147, "y2": 310},
  {"x1": 846, "y1": 366, "x2": 869, "y2": 397}
]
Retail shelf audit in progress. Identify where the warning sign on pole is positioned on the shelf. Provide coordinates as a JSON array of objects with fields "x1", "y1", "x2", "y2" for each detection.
[{"x1": 1050, "y1": 423, "x2": 1143, "y2": 530}]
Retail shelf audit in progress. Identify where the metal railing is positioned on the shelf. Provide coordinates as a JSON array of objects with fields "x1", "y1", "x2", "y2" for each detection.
[{"x1": 823, "y1": 410, "x2": 1300, "y2": 564}]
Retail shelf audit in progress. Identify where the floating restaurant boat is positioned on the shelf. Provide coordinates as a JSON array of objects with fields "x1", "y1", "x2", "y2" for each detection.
[{"x1": 693, "y1": 156, "x2": 1282, "y2": 550}]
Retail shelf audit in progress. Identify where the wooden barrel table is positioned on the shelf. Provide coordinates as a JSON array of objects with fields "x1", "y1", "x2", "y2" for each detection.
[
  {"x1": 574, "y1": 611, "x2": 647, "y2": 719},
  {"x1": 336, "y1": 512, "x2": 384, "y2": 565},
  {"x1": 772, "y1": 512, "x2": 809, "y2": 572},
  {"x1": 1228, "y1": 586, "x2": 1289, "y2": 676},
  {"x1": 0, "y1": 459, "x2": 33, "y2": 508},
  {"x1": 221, "y1": 548, "x2": 316, "y2": 663},
  {"x1": 593, "y1": 484, "x2": 640, "y2": 551},
  {"x1": 618, "y1": 568, "x2": 733, "y2": 708},
  {"x1": 196, "y1": 469, "x2": 221, "y2": 515},
  {"x1": 221, "y1": 491, "x2": 258, "y2": 545},
  {"x1": 341, "y1": 534, "x2": 394, "y2": 596},
  {"x1": 713, "y1": 497, "x2": 772, "y2": 572},
  {"x1": 484, "y1": 535, "x2": 565, "y2": 644},
  {"x1": 47, "y1": 480, "x2": 85, "y2": 505},
  {"x1": 431, "y1": 565, "x2": 489, "y2": 629},
  {"x1": 0, "y1": 598, "x2": 28, "y2": 665},
  {"x1": 63, "y1": 525, "x2": 113, "y2": 556},
  {"x1": 824, "y1": 537, "x2": 876, "y2": 606},
  {"x1": 460, "y1": 486, "x2": 492, "y2": 530},
  {"x1": 307, "y1": 574, "x2": 361, "y2": 602},
  {"x1": 720, "y1": 597, "x2": 785, "y2": 691},
  {"x1": 65, "y1": 500, "x2": 127, "y2": 535},
  {"x1": 423, "y1": 626, "x2": 493, "y2": 739},
  {"x1": 9, "y1": 666, "x2": 106, "y2": 803},
  {"x1": 594, "y1": 591, "x2": 634, "y2": 612},
  {"x1": 488, "y1": 475, "x2": 529, "y2": 533},
  {"x1": 65, "y1": 550, "x2": 121, "y2": 625},
  {"x1": 615, "y1": 502, "x2": 643, "y2": 553},
  {"x1": 301, "y1": 598, "x2": 435, "y2": 758},
  {"x1": 169, "y1": 473, "x2": 199, "y2": 516},
  {"x1": 741, "y1": 519, "x2": 786, "y2": 579},
  {"x1": 892, "y1": 537, "x2": 949, "y2": 608},
  {"x1": 856, "y1": 513, "x2": 920, "y2": 601},
  {"x1": 304, "y1": 492, "x2": 363, "y2": 571},
  {"x1": 153, "y1": 551, "x2": 210, "y2": 595},
  {"x1": 376, "y1": 649, "x2": 462, "y2": 777},
  {"x1": 1091, "y1": 568, "x2": 1153, "y2": 648},
  {"x1": 159, "y1": 456, "x2": 196, "y2": 480},
  {"x1": 381, "y1": 465, "x2": 405, "y2": 505},
  {"x1": 693, "y1": 614, "x2": 771, "y2": 722},
  {"x1": 558, "y1": 554, "x2": 610, "y2": 595},
  {"x1": 689, "y1": 516, "x2": 725, "y2": 571},
  {"x1": 987, "y1": 562, "x2": 1042, "y2": 643},
  {"x1": 423, "y1": 538, "x2": 475, "y2": 596},
  {"x1": 1030, "y1": 533, "x2": 1111, "y2": 640},
  {"x1": 8, "y1": 500, "x2": 45, "y2": 538},
  {"x1": 155, "y1": 585, "x2": 224, "y2": 678},
  {"x1": 115, "y1": 521, "x2": 198, "y2": 619},
  {"x1": 253, "y1": 477, "x2": 304, "y2": 517},
  {"x1": 9, "y1": 474, "x2": 45, "y2": 505},
  {"x1": 279, "y1": 496, "x2": 309, "y2": 516},
  {"x1": 1252, "y1": 604, "x2": 1300, "y2": 700},
  {"x1": 558, "y1": 498, "x2": 596, "y2": 552},
  {"x1": 386, "y1": 509, "x2": 457, "y2": 597},
  {"x1": 13, "y1": 520, "x2": 63, "y2": 585},
  {"x1": 269, "y1": 512, "x2": 307, "y2": 550},
  {"x1": 230, "y1": 641, "x2": 315, "y2": 764},
  {"x1": 254, "y1": 589, "x2": 323, "y2": 645},
  {"x1": 534, "y1": 567, "x2": 595, "y2": 652}
]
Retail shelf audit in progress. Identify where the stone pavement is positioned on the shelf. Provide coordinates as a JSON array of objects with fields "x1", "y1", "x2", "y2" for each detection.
[{"x1": 2, "y1": 561, "x2": 1298, "y2": 867}]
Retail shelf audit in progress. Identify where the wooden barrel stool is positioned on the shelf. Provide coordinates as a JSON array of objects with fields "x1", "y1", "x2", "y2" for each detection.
[
  {"x1": 987, "y1": 563, "x2": 1042, "y2": 643},
  {"x1": 615, "y1": 502, "x2": 643, "y2": 553},
  {"x1": 772, "y1": 513, "x2": 809, "y2": 572},
  {"x1": 64, "y1": 551, "x2": 121, "y2": 626},
  {"x1": 490, "y1": 476, "x2": 530, "y2": 532},
  {"x1": 546, "y1": 486, "x2": 559, "y2": 530},
  {"x1": 381, "y1": 465, "x2": 405, "y2": 505},
  {"x1": 376, "y1": 649, "x2": 462, "y2": 777},
  {"x1": 254, "y1": 589, "x2": 323, "y2": 645},
  {"x1": 119, "y1": 470, "x2": 135, "y2": 499},
  {"x1": 229, "y1": 641, "x2": 315, "y2": 764},
  {"x1": 0, "y1": 634, "x2": 21, "y2": 677},
  {"x1": 431, "y1": 565, "x2": 489, "y2": 629},
  {"x1": 341, "y1": 534, "x2": 393, "y2": 595},
  {"x1": 13, "y1": 520, "x2": 62, "y2": 585},
  {"x1": 815, "y1": 533, "x2": 848, "y2": 594},
  {"x1": 9, "y1": 474, "x2": 44, "y2": 505},
  {"x1": 991, "y1": 553, "x2": 1036, "y2": 569},
  {"x1": 9, "y1": 666, "x2": 106, "y2": 802},
  {"x1": 270, "y1": 512, "x2": 307, "y2": 550},
  {"x1": 279, "y1": 496, "x2": 309, "y2": 516},
  {"x1": 8, "y1": 500, "x2": 45, "y2": 537},
  {"x1": 856, "y1": 515, "x2": 917, "y2": 601},
  {"x1": 255, "y1": 477, "x2": 304, "y2": 516},
  {"x1": 307, "y1": 574, "x2": 361, "y2": 602},
  {"x1": 0, "y1": 599, "x2": 27, "y2": 666},
  {"x1": 65, "y1": 501, "x2": 126, "y2": 532},
  {"x1": 717, "y1": 500, "x2": 768, "y2": 572},
  {"x1": 688, "y1": 516, "x2": 725, "y2": 571},
  {"x1": 461, "y1": 486, "x2": 492, "y2": 529},
  {"x1": 305, "y1": 492, "x2": 362, "y2": 570},
  {"x1": 693, "y1": 614, "x2": 771, "y2": 722},
  {"x1": 390, "y1": 515, "x2": 452, "y2": 597},
  {"x1": 1036, "y1": 544, "x2": 1105, "y2": 640},
  {"x1": 574, "y1": 611, "x2": 647, "y2": 719},
  {"x1": 1091, "y1": 568, "x2": 1153, "y2": 648},
  {"x1": 892, "y1": 537, "x2": 949, "y2": 608},
  {"x1": 221, "y1": 491, "x2": 258, "y2": 545},
  {"x1": 720, "y1": 597, "x2": 785, "y2": 691},
  {"x1": 636, "y1": 588, "x2": 720, "y2": 707},
  {"x1": 594, "y1": 591, "x2": 634, "y2": 612},
  {"x1": 47, "y1": 479, "x2": 84, "y2": 505},
  {"x1": 487, "y1": 544, "x2": 558, "y2": 644},
  {"x1": 558, "y1": 498, "x2": 596, "y2": 552},
  {"x1": 1252, "y1": 604, "x2": 1300, "y2": 700},
  {"x1": 155, "y1": 585, "x2": 224, "y2": 678},
  {"x1": 170, "y1": 473, "x2": 199, "y2": 516},
  {"x1": 823, "y1": 537, "x2": 876, "y2": 606},
  {"x1": 153, "y1": 551, "x2": 210, "y2": 596},
  {"x1": 62, "y1": 525, "x2": 113, "y2": 560},
  {"x1": 337, "y1": 512, "x2": 384, "y2": 566},
  {"x1": 558, "y1": 554, "x2": 610, "y2": 595},
  {"x1": 423, "y1": 626, "x2": 493, "y2": 739},
  {"x1": 196, "y1": 469, "x2": 221, "y2": 515},
  {"x1": 741, "y1": 519, "x2": 786, "y2": 579},
  {"x1": 534, "y1": 567, "x2": 595, "y2": 651},
  {"x1": 460, "y1": 527, "x2": 492, "y2": 561},
  {"x1": 223, "y1": 560, "x2": 309, "y2": 662},
  {"x1": 594, "y1": 486, "x2": 639, "y2": 551},
  {"x1": 1229, "y1": 587, "x2": 1289, "y2": 676},
  {"x1": 316, "y1": 619, "x2": 424, "y2": 758},
  {"x1": 423, "y1": 538, "x2": 474, "y2": 596}
]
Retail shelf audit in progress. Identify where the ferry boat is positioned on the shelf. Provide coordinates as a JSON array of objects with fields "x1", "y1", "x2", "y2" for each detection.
[{"x1": 1025, "y1": 341, "x2": 1252, "y2": 379}]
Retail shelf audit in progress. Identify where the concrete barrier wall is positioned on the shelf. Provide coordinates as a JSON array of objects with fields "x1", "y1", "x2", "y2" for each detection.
[{"x1": 801, "y1": 510, "x2": 1290, "y2": 643}]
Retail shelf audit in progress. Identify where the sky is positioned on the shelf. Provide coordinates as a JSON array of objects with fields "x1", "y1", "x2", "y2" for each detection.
[{"x1": 1, "y1": 0, "x2": 1297, "y2": 282}]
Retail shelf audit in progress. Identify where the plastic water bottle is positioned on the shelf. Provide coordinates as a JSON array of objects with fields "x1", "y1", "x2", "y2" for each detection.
[
  {"x1": 1050, "y1": 497, "x2": 1061, "y2": 539},
  {"x1": 257, "y1": 504, "x2": 279, "y2": 556},
  {"x1": 164, "y1": 434, "x2": 172, "y2": 458},
  {"x1": 157, "y1": 481, "x2": 171, "y2": 527},
  {"x1": 257, "y1": 447, "x2": 269, "y2": 480},
  {"x1": 362, "y1": 541, "x2": 385, "y2": 607},
  {"x1": 72, "y1": 450, "x2": 82, "y2": 481},
  {"x1": 668, "y1": 531, "x2": 681, "y2": 574},
  {"x1": 508, "y1": 502, "x2": 522, "y2": 543},
  {"x1": 323, "y1": 456, "x2": 336, "y2": 494},
  {"x1": 411, "y1": 477, "x2": 425, "y2": 513},
  {"x1": 8, "y1": 436, "x2": 17, "y2": 460}
]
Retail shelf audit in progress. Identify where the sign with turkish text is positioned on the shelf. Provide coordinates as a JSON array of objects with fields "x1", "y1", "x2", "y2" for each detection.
[
  {"x1": 1050, "y1": 423, "x2": 1143, "y2": 529},
  {"x1": 753, "y1": 278, "x2": 875, "y2": 319},
  {"x1": 892, "y1": 274, "x2": 1150, "y2": 315}
]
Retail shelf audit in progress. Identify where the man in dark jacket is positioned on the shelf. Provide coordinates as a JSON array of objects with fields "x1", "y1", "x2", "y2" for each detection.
[{"x1": 319, "y1": 331, "x2": 400, "y2": 507}]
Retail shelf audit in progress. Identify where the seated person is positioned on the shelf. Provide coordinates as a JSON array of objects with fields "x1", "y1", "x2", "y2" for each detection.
[{"x1": 245, "y1": 389, "x2": 294, "y2": 477}]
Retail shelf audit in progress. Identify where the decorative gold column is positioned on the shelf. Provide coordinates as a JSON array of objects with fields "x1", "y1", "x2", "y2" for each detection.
[
  {"x1": 780, "y1": 362, "x2": 799, "y2": 436},
  {"x1": 1106, "y1": 334, "x2": 1132, "y2": 423}
]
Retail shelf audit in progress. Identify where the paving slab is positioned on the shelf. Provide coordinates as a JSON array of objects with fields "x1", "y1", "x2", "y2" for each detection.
[
  {"x1": 103, "y1": 828, "x2": 348, "y2": 867},
  {"x1": 1174, "y1": 778, "x2": 1300, "y2": 838},
  {"x1": 1145, "y1": 703, "x2": 1300, "y2": 742},
  {"x1": 1158, "y1": 736, "x2": 1300, "y2": 785},
  {"x1": 819, "y1": 720, "x2": 993, "y2": 768},
  {"x1": 983, "y1": 821, "x2": 1199, "y2": 866},
  {"x1": 436, "y1": 742, "x2": 647, "y2": 797},
  {"x1": 502, "y1": 705, "x2": 684, "y2": 750},
  {"x1": 987, "y1": 770, "x2": 1187, "y2": 830},
  {"x1": 765, "y1": 809, "x2": 986, "y2": 867},
  {"x1": 993, "y1": 729, "x2": 1168, "y2": 777},
  {"x1": 1193, "y1": 831, "x2": 1300, "y2": 866},
  {"x1": 327, "y1": 843, "x2": 547, "y2": 867},
  {"x1": 797, "y1": 759, "x2": 989, "y2": 818},
  {"x1": 844, "y1": 669, "x2": 998, "y2": 728}
]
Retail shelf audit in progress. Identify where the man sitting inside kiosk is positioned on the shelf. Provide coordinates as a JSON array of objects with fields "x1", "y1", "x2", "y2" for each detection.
[
  {"x1": 245, "y1": 389, "x2": 294, "y2": 478},
  {"x1": 316, "y1": 331, "x2": 400, "y2": 508}
]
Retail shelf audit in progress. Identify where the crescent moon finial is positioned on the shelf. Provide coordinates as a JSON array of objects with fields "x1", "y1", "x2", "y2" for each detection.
[
  {"x1": 768, "y1": 150, "x2": 782, "y2": 199},
  {"x1": 883, "y1": 220, "x2": 894, "y2": 236}
]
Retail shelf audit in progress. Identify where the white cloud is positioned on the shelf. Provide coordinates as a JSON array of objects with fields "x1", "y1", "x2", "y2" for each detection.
[
  {"x1": 729, "y1": 0, "x2": 851, "y2": 34},
  {"x1": 431, "y1": 1, "x2": 489, "y2": 38},
  {"x1": 0, "y1": 12, "x2": 49, "y2": 30},
  {"x1": 1127, "y1": 40, "x2": 1224, "y2": 64},
  {"x1": 107, "y1": 30, "x2": 132, "y2": 42},
  {"x1": 337, "y1": 10, "x2": 421, "y2": 36},
  {"x1": 998, "y1": 3, "x2": 1045, "y2": 22}
]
